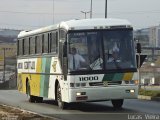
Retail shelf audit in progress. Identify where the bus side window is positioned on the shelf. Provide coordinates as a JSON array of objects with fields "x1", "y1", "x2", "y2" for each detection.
[
  {"x1": 24, "y1": 37, "x2": 29, "y2": 55},
  {"x1": 29, "y1": 37, "x2": 31, "y2": 54},
  {"x1": 42, "y1": 34, "x2": 44, "y2": 53},
  {"x1": 44, "y1": 33, "x2": 49, "y2": 53},
  {"x1": 60, "y1": 29, "x2": 66, "y2": 40},
  {"x1": 18, "y1": 39, "x2": 23, "y2": 56},
  {"x1": 17, "y1": 40, "x2": 19, "y2": 56},
  {"x1": 51, "y1": 32, "x2": 58, "y2": 53},
  {"x1": 60, "y1": 29, "x2": 66, "y2": 56},
  {"x1": 48, "y1": 33, "x2": 52, "y2": 53},
  {"x1": 30, "y1": 36, "x2": 36, "y2": 54},
  {"x1": 22, "y1": 39, "x2": 24, "y2": 55},
  {"x1": 35, "y1": 35, "x2": 42, "y2": 54}
]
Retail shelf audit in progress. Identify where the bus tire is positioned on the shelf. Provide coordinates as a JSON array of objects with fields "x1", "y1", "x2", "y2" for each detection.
[
  {"x1": 29, "y1": 95, "x2": 36, "y2": 103},
  {"x1": 35, "y1": 97, "x2": 43, "y2": 103},
  {"x1": 111, "y1": 99, "x2": 124, "y2": 109},
  {"x1": 57, "y1": 83, "x2": 67, "y2": 109},
  {"x1": 26, "y1": 80, "x2": 36, "y2": 103}
]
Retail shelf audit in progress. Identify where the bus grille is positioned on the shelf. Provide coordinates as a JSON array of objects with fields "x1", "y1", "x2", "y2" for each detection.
[{"x1": 89, "y1": 81, "x2": 122, "y2": 86}]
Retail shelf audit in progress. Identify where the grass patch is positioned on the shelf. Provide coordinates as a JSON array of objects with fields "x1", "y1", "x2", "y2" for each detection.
[{"x1": 139, "y1": 89, "x2": 160, "y2": 97}]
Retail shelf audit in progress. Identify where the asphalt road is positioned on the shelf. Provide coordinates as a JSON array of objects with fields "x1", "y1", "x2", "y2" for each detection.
[{"x1": 0, "y1": 90, "x2": 159, "y2": 120}]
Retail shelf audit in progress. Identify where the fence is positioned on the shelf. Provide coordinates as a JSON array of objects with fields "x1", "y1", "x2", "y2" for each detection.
[{"x1": 0, "y1": 57, "x2": 17, "y2": 89}]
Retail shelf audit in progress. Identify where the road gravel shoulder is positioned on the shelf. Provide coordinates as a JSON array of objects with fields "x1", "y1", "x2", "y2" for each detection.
[
  {"x1": 0, "y1": 104, "x2": 59, "y2": 120},
  {"x1": 138, "y1": 95, "x2": 160, "y2": 101}
]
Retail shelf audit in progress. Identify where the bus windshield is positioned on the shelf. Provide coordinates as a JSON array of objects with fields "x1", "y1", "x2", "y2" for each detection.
[{"x1": 68, "y1": 29, "x2": 136, "y2": 72}]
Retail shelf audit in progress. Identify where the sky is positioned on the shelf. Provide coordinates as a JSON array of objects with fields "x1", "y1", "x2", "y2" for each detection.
[{"x1": 0, "y1": 0, "x2": 160, "y2": 30}]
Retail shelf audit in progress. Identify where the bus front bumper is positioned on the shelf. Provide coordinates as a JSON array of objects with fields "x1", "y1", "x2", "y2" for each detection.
[{"x1": 67, "y1": 85, "x2": 138, "y2": 103}]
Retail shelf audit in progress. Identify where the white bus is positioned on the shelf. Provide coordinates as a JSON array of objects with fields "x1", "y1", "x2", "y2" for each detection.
[{"x1": 17, "y1": 18, "x2": 139, "y2": 109}]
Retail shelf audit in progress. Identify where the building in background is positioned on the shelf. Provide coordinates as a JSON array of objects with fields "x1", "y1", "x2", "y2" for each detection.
[
  {"x1": 0, "y1": 43, "x2": 16, "y2": 69},
  {"x1": 149, "y1": 26, "x2": 160, "y2": 47},
  {"x1": 0, "y1": 29, "x2": 19, "y2": 88},
  {"x1": 135, "y1": 25, "x2": 160, "y2": 86},
  {"x1": 134, "y1": 28, "x2": 149, "y2": 47}
]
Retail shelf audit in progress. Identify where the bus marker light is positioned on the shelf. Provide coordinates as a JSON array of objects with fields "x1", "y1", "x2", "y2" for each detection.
[
  {"x1": 76, "y1": 92, "x2": 86, "y2": 96},
  {"x1": 130, "y1": 89, "x2": 135, "y2": 93},
  {"x1": 134, "y1": 80, "x2": 139, "y2": 85}
]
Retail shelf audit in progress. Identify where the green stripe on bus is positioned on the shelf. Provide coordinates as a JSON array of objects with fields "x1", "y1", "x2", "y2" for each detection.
[
  {"x1": 113, "y1": 73, "x2": 124, "y2": 81},
  {"x1": 40, "y1": 58, "x2": 46, "y2": 97},
  {"x1": 43, "y1": 58, "x2": 51, "y2": 97},
  {"x1": 40, "y1": 57, "x2": 51, "y2": 97},
  {"x1": 102, "y1": 74, "x2": 115, "y2": 81},
  {"x1": 102, "y1": 73, "x2": 124, "y2": 81}
]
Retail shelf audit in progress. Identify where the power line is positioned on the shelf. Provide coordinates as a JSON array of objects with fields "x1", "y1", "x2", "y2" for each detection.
[
  {"x1": 0, "y1": 10, "x2": 86, "y2": 15},
  {"x1": 103, "y1": 10, "x2": 160, "y2": 15},
  {"x1": 115, "y1": 11, "x2": 160, "y2": 15},
  {"x1": 0, "y1": 22, "x2": 43, "y2": 28},
  {"x1": 1, "y1": 9, "x2": 160, "y2": 16},
  {"x1": 0, "y1": 10, "x2": 52, "y2": 15},
  {"x1": 0, "y1": 10, "x2": 160, "y2": 16}
]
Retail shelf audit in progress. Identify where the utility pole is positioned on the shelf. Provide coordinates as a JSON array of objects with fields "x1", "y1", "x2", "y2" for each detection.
[
  {"x1": 3, "y1": 48, "x2": 5, "y2": 83},
  {"x1": 81, "y1": 11, "x2": 90, "y2": 19},
  {"x1": 53, "y1": 0, "x2": 54, "y2": 24},
  {"x1": 90, "y1": 0, "x2": 92, "y2": 18},
  {"x1": 105, "y1": 0, "x2": 107, "y2": 18}
]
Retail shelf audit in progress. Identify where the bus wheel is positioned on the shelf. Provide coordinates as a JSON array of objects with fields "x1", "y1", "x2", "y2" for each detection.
[
  {"x1": 111, "y1": 99, "x2": 124, "y2": 109},
  {"x1": 57, "y1": 83, "x2": 66, "y2": 109},
  {"x1": 29, "y1": 95, "x2": 36, "y2": 103},
  {"x1": 26, "y1": 81, "x2": 36, "y2": 103},
  {"x1": 35, "y1": 97, "x2": 43, "y2": 103}
]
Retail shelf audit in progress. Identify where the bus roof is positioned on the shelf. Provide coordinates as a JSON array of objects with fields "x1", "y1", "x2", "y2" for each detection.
[
  {"x1": 18, "y1": 18, "x2": 132, "y2": 38},
  {"x1": 18, "y1": 24, "x2": 58, "y2": 38},
  {"x1": 60, "y1": 18, "x2": 132, "y2": 30}
]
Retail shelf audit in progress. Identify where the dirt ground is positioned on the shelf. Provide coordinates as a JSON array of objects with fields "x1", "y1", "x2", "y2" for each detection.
[{"x1": 0, "y1": 104, "x2": 53, "y2": 120}]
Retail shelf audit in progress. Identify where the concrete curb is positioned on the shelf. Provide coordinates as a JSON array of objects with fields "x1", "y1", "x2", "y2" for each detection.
[{"x1": 138, "y1": 95, "x2": 160, "y2": 101}]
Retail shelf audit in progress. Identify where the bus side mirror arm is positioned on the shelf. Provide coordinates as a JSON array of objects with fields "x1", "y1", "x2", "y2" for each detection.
[{"x1": 136, "y1": 43, "x2": 141, "y2": 54}]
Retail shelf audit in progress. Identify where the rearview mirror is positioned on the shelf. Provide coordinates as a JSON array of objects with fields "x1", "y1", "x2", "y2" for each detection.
[{"x1": 137, "y1": 43, "x2": 141, "y2": 53}]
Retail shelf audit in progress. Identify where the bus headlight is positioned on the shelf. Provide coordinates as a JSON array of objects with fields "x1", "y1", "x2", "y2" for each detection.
[
  {"x1": 130, "y1": 89, "x2": 135, "y2": 93},
  {"x1": 76, "y1": 92, "x2": 86, "y2": 96}
]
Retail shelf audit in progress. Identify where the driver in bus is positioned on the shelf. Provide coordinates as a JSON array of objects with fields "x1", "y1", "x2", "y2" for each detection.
[
  {"x1": 68, "y1": 47, "x2": 86, "y2": 70},
  {"x1": 108, "y1": 50, "x2": 119, "y2": 62},
  {"x1": 108, "y1": 42, "x2": 120, "y2": 62}
]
